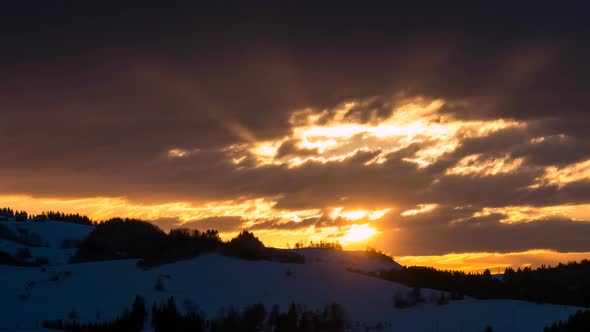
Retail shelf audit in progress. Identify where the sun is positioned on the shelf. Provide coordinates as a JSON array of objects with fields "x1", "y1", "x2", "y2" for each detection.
[{"x1": 340, "y1": 224, "x2": 377, "y2": 244}]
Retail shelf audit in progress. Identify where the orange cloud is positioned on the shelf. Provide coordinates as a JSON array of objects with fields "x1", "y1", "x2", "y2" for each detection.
[
  {"x1": 534, "y1": 159, "x2": 590, "y2": 188},
  {"x1": 401, "y1": 204, "x2": 438, "y2": 217},
  {"x1": 446, "y1": 154, "x2": 524, "y2": 176}
]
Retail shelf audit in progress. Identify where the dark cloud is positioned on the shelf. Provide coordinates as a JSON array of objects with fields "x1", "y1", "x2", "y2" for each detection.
[
  {"x1": 151, "y1": 217, "x2": 182, "y2": 232},
  {"x1": 248, "y1": 213, "x2": 354, "y2": 232},
  {"x1": 249, "y1": 218, "x2": 318, "y2": 231},
  {"x1": 276, "y1": 139, "x2": 319, "y2": 159},
  {"x1": 530, "y1": 116, "x2": 590, "y2": 141},
  {"x1": 378, "y1": 205, "x2": 590, "y2": 255},
  {"x1": 0, "y1": 3, "x2": 589, "y2": 256},
  {"x1": 448, "y1": 127, "x2": 532, "y2": 159},
  {"x1": 511, "y1": 135, "x2": 590, "y2": 166}
]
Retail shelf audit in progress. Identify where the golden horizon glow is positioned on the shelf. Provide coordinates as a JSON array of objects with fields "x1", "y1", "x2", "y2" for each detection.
[
  {"x1": 0, "y1": 195, "x2": 389, "y2": 246},
  {"x1": 395, "y1": 249, "x2": 590, "y2": 273},
  {"x1": 0, "y1": 194, "x2": 322, "y2": 225},
  {"x1": 0, "y1": 194, "x2": 589, "y2": 272}
]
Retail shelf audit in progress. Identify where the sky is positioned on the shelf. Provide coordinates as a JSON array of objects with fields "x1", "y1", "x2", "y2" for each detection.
[{"x1": 1, "y1": 3, "x2": 590, "y2": 271}]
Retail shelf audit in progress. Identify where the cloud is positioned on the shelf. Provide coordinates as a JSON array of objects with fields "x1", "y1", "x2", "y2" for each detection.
[
  {"x1": 379, "y1": 203, "x2": 590, "y2": 255},
  {"x1": 151, "y1": 217, "x2": 182, "y2": 232},
  {"x1": 275, "y1": 139, "x2": 319, "y2": 159},
  {"x1": 511, "y1": 135, "x2": 590, "y2": 167},
  {"x1": 0, "y1": 4, "x2": 589, "y2": 259}
]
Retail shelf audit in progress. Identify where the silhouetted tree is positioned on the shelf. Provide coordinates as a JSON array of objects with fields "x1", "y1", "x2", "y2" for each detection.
[{"x1": 544, "y1": 310, "x2": 590, "y2": 332}]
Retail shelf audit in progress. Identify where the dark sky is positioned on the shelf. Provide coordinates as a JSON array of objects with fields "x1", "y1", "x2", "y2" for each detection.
[{"x1": 1, "y1": 3, "x2": 590, "y2": 262}]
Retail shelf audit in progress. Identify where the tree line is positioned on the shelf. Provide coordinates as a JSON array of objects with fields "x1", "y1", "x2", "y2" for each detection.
[
  {"x1": 544, "y1": 310, "x2": 590, "y2": 332},
  {"x1": 293, "y1": 240, "x2": 343, "y2": 250},
  {"x1": 43, "y1": 296, "x2": 350, "y2": 332},
  {"x1": 0, "y1": 207, "x2": 95, "y2": 226},
  {"x1": 357, "y1": 260, "x2": 590, "y2": 307},
  {"x1": 71, "y1": 218, "x2": 304, "y2": 267}
]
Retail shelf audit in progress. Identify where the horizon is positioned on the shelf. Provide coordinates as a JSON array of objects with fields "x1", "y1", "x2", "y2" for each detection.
[
  {"x1": 1, "y1": 3, "x2": 589, "y2": 275},
  {"x1": 1, "y1": 205, "x2": 588, "y2": 274}
]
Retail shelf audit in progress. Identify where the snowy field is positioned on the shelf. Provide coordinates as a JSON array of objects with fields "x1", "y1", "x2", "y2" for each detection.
[
  {"x1": 0, "y1": 220, "x2": 581, "y2": 331},
  {"x1": 0, "y1": 220, "x2": 93, "y2": 265}
]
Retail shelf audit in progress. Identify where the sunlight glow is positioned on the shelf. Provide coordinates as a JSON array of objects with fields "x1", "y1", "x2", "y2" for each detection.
[
  {"x1": 340, "y1": 224, "x2": 377, "y2": 243},
  {"x1": 0, "y1": 195, "x2": 388, "y2": 248},
  {"x1": 168, "y1": 148, "x2": 189, "y2": 158}
]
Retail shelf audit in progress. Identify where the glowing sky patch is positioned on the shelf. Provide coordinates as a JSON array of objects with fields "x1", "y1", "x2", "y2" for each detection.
[
  {"x1": 0, "y1": 195, "x2": 319, "y2": 225},
  {"x1": 240, "y1": 97, "x2": 524, "y2": 168},
  {"x1": 168, "y1": 148, "x2": 189, "y2": 158},
  {"x1": 446, "y1": 154, "x2": 524, "y2": 176},
  {"x1": 340, "y1": 223, "x2": 378, "y2": 244},
  {"x1": 330, "y1": 207, "x2": 391, "y2": 221},
  {"x1": 535, "y1": 159, "x2": 590, "y2": 188},
  {"x1": 0, "y1": 194, "x2": 389, "y2": 249},
  {"x1": 401, "y1": 204, "x2": 438, "y2": 217}
]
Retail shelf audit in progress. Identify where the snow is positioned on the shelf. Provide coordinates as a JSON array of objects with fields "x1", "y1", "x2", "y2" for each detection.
[
  {"x1": 0, "y1": 224, "x2": 581, "y2": 331},
  {"x1": 0, "y1": 220, "x2": 93, "y2": 265},
  {"x1": 0, "y1": 220, "x2": 93, "y2": 247},
  {"x1": 0, "y1": 254, "x2": 580, "y2": 331}
]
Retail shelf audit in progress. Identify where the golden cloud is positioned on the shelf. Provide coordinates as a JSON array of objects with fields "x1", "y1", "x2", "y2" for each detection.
[
  {"x1": 534, "y1": 159, "x2": 590, "y2": 188},
  {"x1": 401, "y1": 203, "x2": 439, "y2": 217},
  {"x1": 473, "y1": 204, "x2": 590, "y2": 224},
  {"x1": 446, "y1": 154, "x2": 524, "y2": 176},
  {"x1": 233, "y1": 97, "x2": 524, "y2": 168}
]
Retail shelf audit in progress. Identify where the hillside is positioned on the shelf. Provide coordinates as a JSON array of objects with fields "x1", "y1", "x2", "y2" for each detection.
[
  {"x1": 0, "y1": 254, "x2": 580, "y2": 331},
  {"x1": 0, "y1": 219, "x2": 582, "y2": 331},
  {"x1": 0, "y1": 220, "x2": 93, "y2": 265}
]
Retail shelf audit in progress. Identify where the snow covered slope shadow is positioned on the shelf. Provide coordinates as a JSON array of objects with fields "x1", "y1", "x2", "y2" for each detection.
[
  {"x1": 0, "y1": 220, "x2": 93, "y2": 265},
  {"x1": 0, "y1": 254, "x2": 580, "y2": 332}
]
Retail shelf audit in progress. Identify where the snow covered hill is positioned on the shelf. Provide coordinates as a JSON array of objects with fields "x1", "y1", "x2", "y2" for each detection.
[
  {"x1": 0, "y1": 220, "x2": 93, "y2": 265},
  {"x1": 0, "y1": 220, "x2": 93, "y2": 247},
  {"x1": 0, "y1": 254, "x2": 580, "y2": 332},
  {"x1": 0, "y1": 221, "x2": 582, "y2": 331}
]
